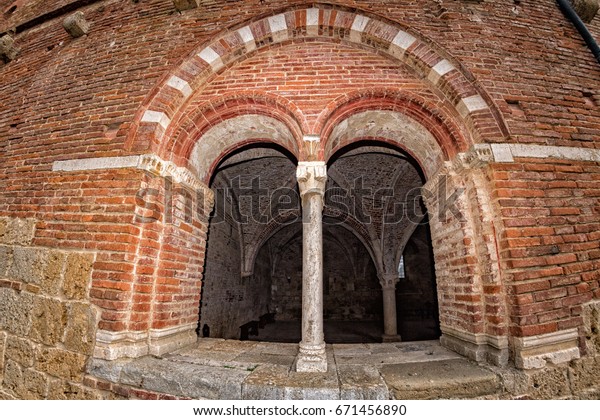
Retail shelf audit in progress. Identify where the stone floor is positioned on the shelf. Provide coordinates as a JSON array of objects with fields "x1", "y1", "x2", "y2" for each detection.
[{"x1": 88, "y1": 339, "x2": 502, "y2": 399}]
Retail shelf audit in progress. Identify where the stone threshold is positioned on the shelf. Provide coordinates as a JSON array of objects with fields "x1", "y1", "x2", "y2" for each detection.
[{"x1": 87, "y1": 339, "x2": 502, "y2": 399}]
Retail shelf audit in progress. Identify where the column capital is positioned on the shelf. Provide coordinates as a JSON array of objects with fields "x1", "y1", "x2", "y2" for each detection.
[
  {"x1": 296, "y1": 161, "x2": 327, "y2": 199},
  {"x1": 379, "y1": 273, "x2": 399, "y2": 289}
]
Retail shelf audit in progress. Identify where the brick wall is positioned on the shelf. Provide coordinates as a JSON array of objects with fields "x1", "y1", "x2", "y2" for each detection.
[{"x1": 0, "y1": 0, "x2": 599, "y2": 399}]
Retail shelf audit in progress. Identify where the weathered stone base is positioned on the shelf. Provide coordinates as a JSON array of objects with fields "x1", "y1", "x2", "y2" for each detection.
[
  {"x1": 513, "y1": 328, "x2": 580, "y2": 369},
  {"x1": 381, "y1": 334, "x2": 402, "y2": 343},
  {"x1": 295, "y1": 342, "x2": 327, "y2": 373},
  {"x1": 440, "y1": 326, "x2": 509, "y2": 367},
  {"x1": 94, "y1": 324, "x2": 198, "y2": 360},
  {"x1": 83, "y1": 339, "x2": 600, "y2": 400}
]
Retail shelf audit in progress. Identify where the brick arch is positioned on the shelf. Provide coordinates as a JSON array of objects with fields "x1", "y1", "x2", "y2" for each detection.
[
  {"x1": 159, "y1": 92, "x2": 306, "y2": 166},
  {"x1": 125, "y1": 4, "x2": 509, "y2": 157},
  {"x1": 320, "y1": 90, "x2": 470, "y2": 177}
]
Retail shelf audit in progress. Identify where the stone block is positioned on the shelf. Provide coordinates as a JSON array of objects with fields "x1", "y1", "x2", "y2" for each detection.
[
  {"x1": 172, "y1": 0, "x2": 200, "y2": 12},
  {"x1": 8, "y1": 247, "x2": 47, "y2": 285},
  {"x1": 568, "y1": 356, "x2": 600, "y2": 392},
  {"x1": 64, "y1": 303, "x2": 96, "y2": 354},
  {"x1": 41, "y1": 250, "x2": 65, "y2": 296},
  {"x1": 22, "y1": 368, "x2": 49, "y2": 399},
  {"x1": 3, "y1": 360, "x2": 23, "y2": 397},
  {"x1": 47, "y1": 378, "x2": 102, "y2": 400},
  {"x1": 570, "y1": 0, "x2": 599, "y2": 23},
  {"x1": 0, "y1": 218, "x2": 35, "y2": 245},
  {"x1": 0, "y1": 35, "x2": 19, "y2": 63},
  {"x1": 242, "y1": 364, "x2": 290, "y2": 400},
  {"x1": 582, "y1": 301, "x2": 600, "y2": 356},
  {"x1": 63, "y1": 253, "x2": 94, "y2": 300},
  {"x1": 120, "y1": 356, "x2": 251, "y2": 399},
  {"x1": 0, "y1": 245, "x2": 13, "y2": 277},
  {"x1": 525, "y1": 365, "x2": 570, "y2": 399},
  {"x1": 338, "y1": 365, "x2": 389, "y2": 400},
  {"x1": 0, "y1": 288, "x2": 34, "y2": 336},
  {"x1": 0, "y1": 331, "x2": 6, "y2": 377},
  {"x1": 380, "y1": 359, "x2": 501, "y2": 399},
  {"x1": 30, "y1": 297, "x2": 67, "y2": 346},
  {"x1": 63, "y1": 12, "x2": 90, "y2": 38},
  {"x1": 5, "y1": 335, "x2": 35, "y2": 367},
  {"x1": 36, "y1": 348, "x2": 87, "y2": 381}
]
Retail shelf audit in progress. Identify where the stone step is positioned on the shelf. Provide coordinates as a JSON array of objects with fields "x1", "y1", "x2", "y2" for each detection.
[{"x1": 380, "y1": 359, "x2": 501, "y2": 399}]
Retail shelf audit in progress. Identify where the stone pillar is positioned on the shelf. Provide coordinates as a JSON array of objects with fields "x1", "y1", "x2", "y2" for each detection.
[
  {"x1": 295, "y1": 161, "x2": 328, "y2": 372},
  {"x1": 380, "y1": 273, "x2": 401, "y2": 342}
]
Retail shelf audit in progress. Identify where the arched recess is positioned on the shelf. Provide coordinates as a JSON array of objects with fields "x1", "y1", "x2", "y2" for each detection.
[
  {"x1": 322, "y1": 103, "x2": 508, "y2": 365},
  {"x1": 124, "y1": 3, "x2": 509, "y2": 157},
  {"x1": 102, "y1": 3, "x2": 512, "y2": 366}
]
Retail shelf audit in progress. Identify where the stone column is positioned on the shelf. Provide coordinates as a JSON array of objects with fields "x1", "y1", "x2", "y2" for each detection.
[
  {"x1": 295, "y1": 161, "x2": 328, "y2": 372},
  {"x1": 380, "y1": 273, "x2": 401, "y2": 342}
]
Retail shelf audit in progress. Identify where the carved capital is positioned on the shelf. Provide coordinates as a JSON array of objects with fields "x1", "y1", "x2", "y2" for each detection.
[
  {"x1": 296, "y1": 161, "x2": 327, "y2": 199},
  {"x1": 379, "y1": 273, "x2": 399, "y2": 290}
]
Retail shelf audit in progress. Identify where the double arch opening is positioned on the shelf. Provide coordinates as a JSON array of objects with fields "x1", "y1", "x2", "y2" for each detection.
[{"x1": 100, "y1": 4, "x2": 511, "y2": 370}]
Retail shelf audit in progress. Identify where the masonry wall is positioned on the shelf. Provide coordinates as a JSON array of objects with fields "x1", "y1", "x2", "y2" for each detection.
[
  {"x1": 0, "y1": 0, "x2": 599, "y2": 399},
  {"x1": 0, "y1": 217, "x2": 106, "y2": 399}
]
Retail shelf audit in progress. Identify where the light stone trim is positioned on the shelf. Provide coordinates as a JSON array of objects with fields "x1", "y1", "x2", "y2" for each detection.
[
  {"x1": 513, "y1": 328, "x2": 580, "y2": 369},
  {"x1": 455, "y1": 144, "x2": 600, "y2": 168},
  {"x1": 167, "y1": 75, "x2": 192, "y2": 98},
  {"x1": 432, "y1": 59, "x2": 455, "y2": 77},
  {"x1": 440, "y1": 325, "x2": 509, "y2": 366},
  {"x1": 303, "y1": 135, "x2": 320, "y2": 142},
  {"x1": 149, "y1": 323, "x2": 198, "y2": 356},
  {"x1": 490, "y1": 143, "x2": 600, "y2": 163},
  {"x1": 390, "y1": 30, "x2": 416, "y2": 51},
  {"x1": 351, "y1": 15, "x2": 370, "y2": 32},
  {"x1": 141, "y1": 110, "x2": 171, "y2": 130},
  {"x1": 350, "y1": 15, "x2": 370, "y2": 43},
  {"x1": 458, "y1": 95, "x2": 489, "y2": 118},
  {"x1": 306, "y1": 8, "x2": 319, "y2": 26},
  {"x1": 237, "y1": 26, "x2": 256, "y2": 51},
  {"x1": 442, "y1": 325, "x2": 509, "y2": 349},
  {"x1": 52, "y1": 156, "x2": 140, "y2": 172},
  {"x1": 268, "y1": 14, "x2": 287, "y2": 33},
  {"x1": 52, "y1": 154, "x2": 214, "y2": 203},
  {"x1": 237, "y1": 26, "x2": 254, "y2": 43},
  {"x1": 428, "y1": 59, "x2": 455, "y2": 84},
  {"x1": 198, "y1": 47, "x2": 224, "y2": 71},
  {"x1": 94, "y1": 330, "x2": 149, "y2": 360},
  {"x1": 94, "y1": 324, "x2": 198, "y2": 360}
]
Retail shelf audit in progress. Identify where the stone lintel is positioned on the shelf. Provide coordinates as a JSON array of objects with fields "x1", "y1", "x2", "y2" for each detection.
[{"x1": 513, "y1": 328, "x2": 580, "y2": 369}]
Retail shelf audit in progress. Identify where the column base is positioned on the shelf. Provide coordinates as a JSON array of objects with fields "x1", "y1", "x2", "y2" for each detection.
[
  {"x1": 382, "y1": 334, "x2": 402, "y2": 343},
  {"x1": 295, "y1": 342, "x2": 327, "y2": 372}
]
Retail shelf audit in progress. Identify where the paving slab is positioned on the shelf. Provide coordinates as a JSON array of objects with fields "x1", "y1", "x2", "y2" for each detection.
[{"x1": 338, "y1": 365, "x2": 389, "y2": 400}]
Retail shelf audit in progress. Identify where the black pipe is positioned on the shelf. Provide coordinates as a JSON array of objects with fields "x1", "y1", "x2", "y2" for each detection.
[{"x1": 556, "y1": 0, "x2": 600, "y2": 65}]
